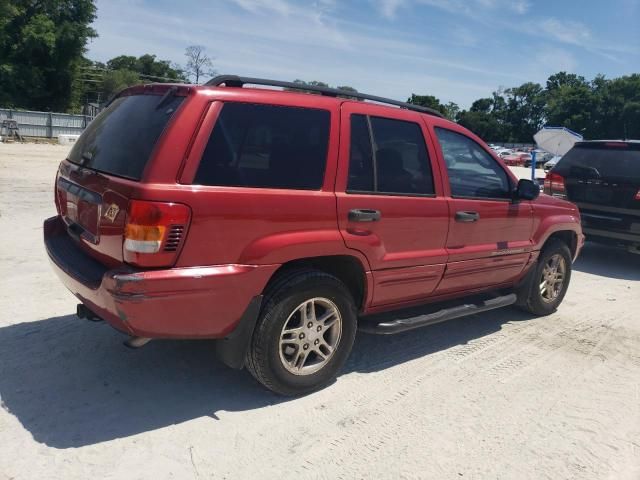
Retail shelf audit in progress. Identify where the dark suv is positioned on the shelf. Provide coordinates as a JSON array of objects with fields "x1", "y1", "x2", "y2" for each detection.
[
  {"x1": 544, "y1": 140, "x2": 640, "y2": 253},
  {"x1": 44, "y1": 76, "x2": 584, "y2": 395}
]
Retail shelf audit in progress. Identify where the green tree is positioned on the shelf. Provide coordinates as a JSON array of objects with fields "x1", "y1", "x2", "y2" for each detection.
[
  {"x1": 592, "y1": 74, "x2": 640, "y2": 139},
  {"x1": 470, "y1": 98, "x2": 493, "y2": 113},
  {"x1": 284, "y1": 79, "x2": 330, "y2": 95},
  {"x1": 502, "y1": 82, "x2": 545, "y2": 142},
  {"x1": 101, "y1": 69, "x2": 140, "y2": 100},
  {"x1": 335, "y1": 85, "x2": 359, "y2": 100},
  {"x1": 622, "y1": 101, "x2": 640, "y2": 139},
  {"x1": 0, "y1": 0, "x2": 97, "y2": 111},
  {"x1": 457, "y1": 96, "x2": 505, "y2": 141},
  {"x1": 407, "y1": 93, "x2": 446, "y2": 115},
  {"x1": 544, "y1": 72, "x2": 594, "y2": 137},
  {"x1": 442, "y1": 101, "x2": 460, "y2": 121},
  {"x1": 457, "y1": 110, "x2": 503, "y2": 141},
  {"x1": 76, "y1": 54, "x2": 187, "y2": 105},
  {"x1": 106, "y1": 54, "x2": 185, "y2": 81}
]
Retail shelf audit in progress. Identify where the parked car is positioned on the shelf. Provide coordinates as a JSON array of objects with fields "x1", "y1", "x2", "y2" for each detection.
[
  {"x1": 543, "y1": 155, "x2": 563, "y2": 173},
  {"x1": 497, "y1": 148, "x2": 514, "y2": 157},
  {"x1": 544, "y1": 140, "x2": 640, "y2": 253},
  {"x1": 502, "y1": 152, "x2": 532, "y2": 167},
  {"x1": 44, "y1": 76, "x2": 584, "y2": 395},
  {"x1": 524, "y1": 151, "x2": 554, "y2": 168}
]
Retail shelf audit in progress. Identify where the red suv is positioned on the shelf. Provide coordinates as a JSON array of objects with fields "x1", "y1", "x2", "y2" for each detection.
[{"x1": 44, "y1": 76, "x2": 584, "y2": 395}]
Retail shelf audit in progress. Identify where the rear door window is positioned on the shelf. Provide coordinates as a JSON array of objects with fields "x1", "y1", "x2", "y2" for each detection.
[
  {"x1": 194, "y1": 103, "x2": 330, "y2": 190},
  {"x1": 347, "y1": 114, "x2": 434, "y2": 195},
  {"x1": 68, "y1": 94, "x2": 184, "y2": 180}
]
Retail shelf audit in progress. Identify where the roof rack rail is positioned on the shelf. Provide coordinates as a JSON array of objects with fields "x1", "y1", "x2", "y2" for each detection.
[{"x1": 205, "y1": 75, "x2": 444, "y2": 118}]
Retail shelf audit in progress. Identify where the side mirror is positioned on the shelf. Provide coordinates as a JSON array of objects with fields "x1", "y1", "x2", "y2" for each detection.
[{"x1": 515, "y1": 179, "x2": 540, "y2": 200}]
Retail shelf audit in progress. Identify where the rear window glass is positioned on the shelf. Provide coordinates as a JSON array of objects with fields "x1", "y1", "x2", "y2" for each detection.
[
  {"x1": 68, "y1": 94, "x2": 184, "y2": 180},
  {"x1": 347, "y1": 114, "x2": 434, "y2": 195},
  {"x1": 194, "y1": 103, "x2": 330, "y2": 190},
  {"x1": 555, "y1": 144, "x2": 640, "y2": 179}
]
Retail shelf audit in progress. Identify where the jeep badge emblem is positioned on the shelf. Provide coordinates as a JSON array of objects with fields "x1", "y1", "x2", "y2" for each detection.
[{"x1": 104, "y1": 203, "x2": 120, "y2": 222}]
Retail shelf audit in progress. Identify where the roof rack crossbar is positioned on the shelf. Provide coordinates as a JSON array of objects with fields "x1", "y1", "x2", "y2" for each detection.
[{"x1": 205, "y1": 75, "x2": 444, "y2": 118}]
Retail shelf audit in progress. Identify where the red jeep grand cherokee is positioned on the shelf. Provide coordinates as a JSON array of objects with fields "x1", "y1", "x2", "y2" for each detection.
[{"x1": 45, "y1": 76, "x2": 584, "y2": 395}]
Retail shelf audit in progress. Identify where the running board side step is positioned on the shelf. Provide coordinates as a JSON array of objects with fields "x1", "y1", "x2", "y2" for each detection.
[{"x1": 359, "y1": 293, "x2": 517, "y2": 335}]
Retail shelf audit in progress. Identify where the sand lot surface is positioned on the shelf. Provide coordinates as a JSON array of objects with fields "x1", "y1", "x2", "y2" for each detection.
[{"x1": 1, "y1": 143, "x2": 639, "y2": 480}]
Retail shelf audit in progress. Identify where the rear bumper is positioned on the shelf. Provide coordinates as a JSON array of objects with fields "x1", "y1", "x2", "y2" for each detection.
[
  {"x1": 44, "y1": 215, "x2": 278, "y2": 338},
  {"x1": 583, "y1": 226, "x2": 640, "y2": 246}
]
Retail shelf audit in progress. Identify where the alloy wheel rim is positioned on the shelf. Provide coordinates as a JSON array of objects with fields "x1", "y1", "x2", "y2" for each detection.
[
  {"x1": 539, "y1": 254, "x2": 566, "y2": 303},
  {"x1": 278, "y1": 297, "x2": 342, "y2": 376}
]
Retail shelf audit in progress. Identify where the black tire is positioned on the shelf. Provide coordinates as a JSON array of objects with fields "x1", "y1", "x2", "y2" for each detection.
[
  {"x1": 246, "y1": 270, "x2": 357, "y2": 396},
  {"x1": 516, "y1": 239, "x2": 572, "y2": 316}
]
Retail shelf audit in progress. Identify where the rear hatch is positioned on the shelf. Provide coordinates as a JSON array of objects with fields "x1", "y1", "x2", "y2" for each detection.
[
  {"x1": 55, "y1": 87, "x2": 186, "y2": 266},
  {"x1": 554, "y1": 141, "x2": 640, "y2": 235}
]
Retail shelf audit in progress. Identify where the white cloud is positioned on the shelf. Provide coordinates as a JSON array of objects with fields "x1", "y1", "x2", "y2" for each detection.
[
  {"x1": 534, "y1": 47, "x2": 578, "y2": 73},
  {"x1": 88, "y1": 0, "x2": 638, "y2": 109},
  {"x1": 375, "y1": 0, "x2": 407, "y2": 18},
  {"x1": 510, "y1": 0, "x2": 531, "y2": 14},
  {"x1": 373, "y1": 0, "x2": 531, "y2": 18},
  {"x1": 451, "y1": 25, "x2": 478, "y2": 47},
  {"x1": 540, "y1": 18, "x2": 592, "y2": 46},
  {"x1": 230, "y1": 0, "x2": 292, "y2": 15}
]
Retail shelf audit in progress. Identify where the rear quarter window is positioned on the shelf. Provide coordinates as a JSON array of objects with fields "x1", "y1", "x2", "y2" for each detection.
[
  {"x1": 68, "y1": 94, "x2": 184, "y2": 180},
  {"x1": 194, "y1": 103, "x2": 330, "y2": 190}
]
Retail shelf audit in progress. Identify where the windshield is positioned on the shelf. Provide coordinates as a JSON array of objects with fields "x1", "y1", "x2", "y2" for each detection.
[{"x1": 68, "y1": 94, "x2": 184, "y2": 180}]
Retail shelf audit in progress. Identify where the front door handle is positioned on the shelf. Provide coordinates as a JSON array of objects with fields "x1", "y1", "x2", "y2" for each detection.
[
  {"x1": 455, "y1": 211, "x2": 480, "y2": 223},
  {"x1": 349, "y1": 209, "x2": 381, "y2": 222}
]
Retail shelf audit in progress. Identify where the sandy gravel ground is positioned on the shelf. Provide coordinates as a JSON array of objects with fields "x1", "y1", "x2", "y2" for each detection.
[{"x1": 1, "y1": 143, "x2": 639, "y2": 480}]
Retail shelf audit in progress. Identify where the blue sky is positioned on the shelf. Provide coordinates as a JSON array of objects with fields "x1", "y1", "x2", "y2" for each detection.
[{"x1": 88, "y1": 0, "x2": 640, "y2": 108}]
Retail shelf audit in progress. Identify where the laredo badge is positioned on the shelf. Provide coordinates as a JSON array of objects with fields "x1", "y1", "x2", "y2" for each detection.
[{"x1": 103, "y1": 203, "x2": 120, "y2": 222}]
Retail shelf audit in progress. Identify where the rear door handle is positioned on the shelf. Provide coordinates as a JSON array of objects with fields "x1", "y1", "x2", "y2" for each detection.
[
  {"x1": 455, "y1": 211, "x2": 480, "y2": 223},
  {"x1": 349, "y1": 209, "x2": 381, "y2": 222}
]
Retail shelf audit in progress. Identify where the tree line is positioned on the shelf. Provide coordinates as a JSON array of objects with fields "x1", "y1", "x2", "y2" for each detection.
[
  {"x1": 0, "y1": 0, "x2": 638, "y2": 142},
  {"x1": 408, "y1": 73, "x2": 640, "y2": 141}
]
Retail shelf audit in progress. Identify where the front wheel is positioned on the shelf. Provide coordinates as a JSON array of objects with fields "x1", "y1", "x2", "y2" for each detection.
[
  {"x1": 246, "y1": 271, "x2": 357, "y2": 396},
  {"x1": 516, "y1": 239, "x2": 572, "y2": 316}
]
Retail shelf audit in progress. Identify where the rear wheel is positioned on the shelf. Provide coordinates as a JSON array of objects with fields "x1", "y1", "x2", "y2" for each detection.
[
  {"x1": 246, "y1": 271, "x2": 357, "y2": 396},
  {"x1": 516, "y1": 239, "x2": 572, "y2": 316}
]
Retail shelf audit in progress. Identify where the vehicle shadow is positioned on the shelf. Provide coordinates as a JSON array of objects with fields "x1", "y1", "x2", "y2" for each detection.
[
  {"x1": 348, "y1": 307, "x2": 534, "y2": 374},
  {"x1": 573, "y1": 242, "x2": 640, "y2": 281},
  {"x1": 0, "y1": 308, "x2": 534, "y2": 449}
]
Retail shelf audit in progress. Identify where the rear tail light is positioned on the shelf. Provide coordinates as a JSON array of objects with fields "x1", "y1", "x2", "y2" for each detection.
[
  {"x1": 543, "y1": 172, "x2": 566, "y2": 198},
  {"x1": 54, "y1": 169, "x2": 61, "y2": 214},
  {"x1": 123, "y1": 200, "x2": 191, "y2": 267},
  {"x1": 635, "y1": 189, "x2": 640, "y2": 201}
]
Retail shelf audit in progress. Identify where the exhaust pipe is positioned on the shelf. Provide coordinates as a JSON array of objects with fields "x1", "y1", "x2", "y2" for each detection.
[
  {"x1": 123, "y1": 336, "x2": 152, "y2": 349},
  {"x1": 77, "y1": 304, "x2": 102, "y2": 322}
]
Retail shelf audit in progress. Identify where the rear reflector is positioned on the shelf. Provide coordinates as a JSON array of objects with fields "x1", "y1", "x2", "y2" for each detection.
[
  {"x1": 124, "y1": 225, "x2": 166, "y2": 253},
  {"x1": 543, "y1": 172, "x2": 566, "y2": 198},
  {"x1": 124, "y1": 200, "x2": 190, "y2": 267}
]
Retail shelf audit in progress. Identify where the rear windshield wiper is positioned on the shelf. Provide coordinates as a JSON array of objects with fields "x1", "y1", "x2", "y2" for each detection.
[
  {"x1": 156, "y1": 86, "x2": 178, "y2": 111},
  {"x1": 80, "y1": 152, "x2": 93, "y2": 165}
]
